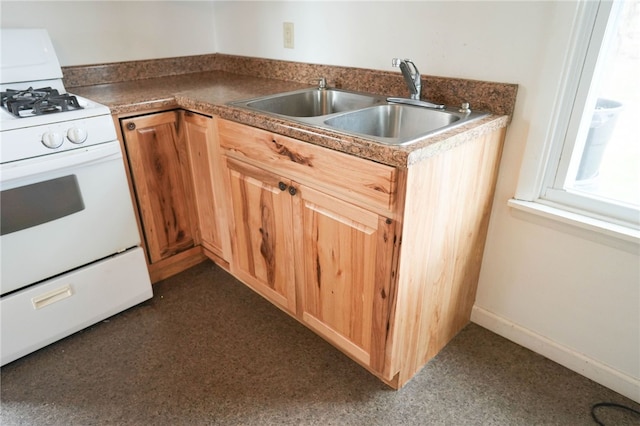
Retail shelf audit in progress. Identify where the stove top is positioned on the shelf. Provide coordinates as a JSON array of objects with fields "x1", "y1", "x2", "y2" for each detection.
[
  {"x1": 0, "y1": 29, "x2": 110, "y2": 133},
  {"x1": 0, "y1": 82, "x2": 116, "y2": 164},
  {"x1": 0, "y1": 28, "x2": 118, "y2": 164},
  {"x1": 1, "y1": 86, "x2": 84, "y2": 118},
  {"x1": 0, "y1": 87, "x2": 112, "y2": 133}
]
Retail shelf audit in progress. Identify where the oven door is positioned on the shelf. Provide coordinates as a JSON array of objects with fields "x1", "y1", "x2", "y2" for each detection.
[{"x1": 0, "y1": 142, "x2": 141, "y2": 295}]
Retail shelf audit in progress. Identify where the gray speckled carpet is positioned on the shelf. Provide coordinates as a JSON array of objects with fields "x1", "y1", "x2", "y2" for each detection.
[{"x1": 1, "y1": 260, "x2": 638, "y2": 425}]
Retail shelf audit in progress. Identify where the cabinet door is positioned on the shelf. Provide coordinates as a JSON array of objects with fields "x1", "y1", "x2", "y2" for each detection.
[
  {"x1": 121, "y1": 111, "x2": 197, "y2": 263},
  {"x1": 182, "y1": 111, "x2": 230, "y2": 262},
  {"x1": 296, "y1": 185, "x2": 396, "y2": 372},
  {"x1": 226, "y1": 158, "x2": 297, "y2": 314}
]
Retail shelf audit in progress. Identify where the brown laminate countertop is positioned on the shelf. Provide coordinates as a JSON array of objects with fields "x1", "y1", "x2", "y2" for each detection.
[{"x1": 71, "y1": 70, "x2": 509, "y2": 168}]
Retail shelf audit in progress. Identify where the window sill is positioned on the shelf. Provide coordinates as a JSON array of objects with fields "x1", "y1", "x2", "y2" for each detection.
[{"x1": 507, "y1": 199, "x2": 640, "y2": 254}]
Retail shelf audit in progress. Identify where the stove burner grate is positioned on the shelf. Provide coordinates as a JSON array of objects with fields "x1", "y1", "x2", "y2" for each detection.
[{"x1": 1, "y1": 87, "x2": 83, "y2": 117}]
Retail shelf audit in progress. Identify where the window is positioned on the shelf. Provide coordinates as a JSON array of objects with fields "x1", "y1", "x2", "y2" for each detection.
[{"x1": 514, "y1": 0, "x2": 639, "y2": 234}]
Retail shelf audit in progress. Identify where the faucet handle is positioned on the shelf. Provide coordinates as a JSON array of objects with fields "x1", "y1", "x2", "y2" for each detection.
[
  {"x1": 311, "y1": 77, "x2": 327, "y2": 90},
  {"x1": 392, "y1": 58, "x2": 420, "y2": 77},
  {"x1": 392, "y1": 58, "x2": 422, "y2": 100}
]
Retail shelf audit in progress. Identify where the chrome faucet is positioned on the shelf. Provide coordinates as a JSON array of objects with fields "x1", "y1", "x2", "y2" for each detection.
[
  {"x1": 392, "y1": 58, "x2": 421, "y2": 100},
  {"x1": 388, "y1": 58, "x2": 445, "y2": 109}
]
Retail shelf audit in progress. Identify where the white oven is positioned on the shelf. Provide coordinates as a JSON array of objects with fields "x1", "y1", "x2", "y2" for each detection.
[
  {"x1": 0, "y1": 28, "x2": 152, "y2": 365},
  {"x1": 1, "y1": 141, "x2": 140, "y2": 294}
]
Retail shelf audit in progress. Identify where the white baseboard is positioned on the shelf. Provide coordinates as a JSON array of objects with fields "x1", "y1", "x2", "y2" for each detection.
[{"x1": 471, "y1": 305, "x2": 640, "y2": 403}]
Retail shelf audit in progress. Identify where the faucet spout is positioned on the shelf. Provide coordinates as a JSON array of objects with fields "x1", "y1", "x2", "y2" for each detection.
[{"x1": 392, "y1": 58, "x2": 421, "y2": 100}]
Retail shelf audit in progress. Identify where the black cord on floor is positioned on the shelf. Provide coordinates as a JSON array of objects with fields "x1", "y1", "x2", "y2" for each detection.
[{"x1": 591, "y1": 402, "x2": 640, "y2": 425}]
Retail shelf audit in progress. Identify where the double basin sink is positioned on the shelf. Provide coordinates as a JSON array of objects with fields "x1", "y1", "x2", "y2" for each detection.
[{"x1": 228, "y1": 88, "x2": 489, "y2": 146}]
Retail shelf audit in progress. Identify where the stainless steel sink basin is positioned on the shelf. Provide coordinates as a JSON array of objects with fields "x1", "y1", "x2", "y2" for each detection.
[
  {"x1": 324, "y1": 104, "x2": 488, "y2": 145},
  {"x1": 228, "y1": 88, "x2": 489, "y2": 146},
  {"x1": 235, "y1": 88, "x2": 385, "y2": 117},
  {"x1": 324, "y1": 104, "x2": 457, "y2": 139}
]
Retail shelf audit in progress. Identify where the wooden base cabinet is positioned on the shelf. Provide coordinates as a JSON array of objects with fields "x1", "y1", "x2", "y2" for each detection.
[
  {"x1": 216, "y1": 117, "x2": 505, "y2": 389},
  {"x1": 119, "y1": 110, "x2": 204, "y2": 282},
  {"x1": 225, "y1": 156, "x2": 396, "y2": 370}
]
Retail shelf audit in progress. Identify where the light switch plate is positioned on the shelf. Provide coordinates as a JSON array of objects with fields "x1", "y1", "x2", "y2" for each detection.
[{"x1": 283, "y1": 22, "x2": 294, "y2": 49}]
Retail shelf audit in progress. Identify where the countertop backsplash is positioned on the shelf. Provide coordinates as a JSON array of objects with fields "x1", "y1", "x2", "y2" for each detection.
[{"x1": 63, "y1": 54, "x2": 517, "y2": 118}]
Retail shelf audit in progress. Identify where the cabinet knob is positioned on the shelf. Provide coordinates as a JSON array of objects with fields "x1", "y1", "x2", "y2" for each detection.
[
  {"x1": 288, "y1": 186, "x2": 297, "y2": 196},
  {"x1": 126, "y1": 122, "x2": 136, "y2": 131},
  {"x1": 278, "y1": 182, "x2": 288, "y2": 191}
]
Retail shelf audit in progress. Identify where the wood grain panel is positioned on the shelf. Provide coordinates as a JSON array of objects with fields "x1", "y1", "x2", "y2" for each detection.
[
  {"x1": 226, "y1": 158, "x2": 296, "y2": 313},
  {"x1": 217, "y1": 118, "x2": 397, "y2": 214},
  {"x1": 298, "y1": 185, "x2": 394, "y2": 368},
  {"x1": 148, "y1": 246, "x2": 206, "y2": 283},
  {"x1": 183, "y1": 111, "x2": 231, "y2": 261},
  {"x1": 121, "y1": 111, "x2": 198, "y2": 264},
  {"x1": 390, "y1": 127, "x2": 506, "y2": 388}
]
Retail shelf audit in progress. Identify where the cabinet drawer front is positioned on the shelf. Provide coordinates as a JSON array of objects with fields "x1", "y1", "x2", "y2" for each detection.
[{"x1": 217, "y1": 118, "x2": 397, "y2": 213}]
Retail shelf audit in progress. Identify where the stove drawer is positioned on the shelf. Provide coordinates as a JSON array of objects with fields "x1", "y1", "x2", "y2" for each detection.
[{"x1": 0, "y1": 247, "x2": 152, "y2": 366}]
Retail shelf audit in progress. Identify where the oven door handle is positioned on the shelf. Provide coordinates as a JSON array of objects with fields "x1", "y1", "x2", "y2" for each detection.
[{"x1": 0, "y1": 142, "x2": 122, "y2": 184}]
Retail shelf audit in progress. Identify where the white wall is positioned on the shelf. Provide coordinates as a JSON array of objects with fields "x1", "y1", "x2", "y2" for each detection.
[
  {"x1": 0, "y1": 1, "x2": 216, "y2": 66},
  {"x1": 1, "y1": 1, "x2": 637, "y2": 401},
  {"x1": 213, "y1": 0, "x2": 549, "y2": 82}
]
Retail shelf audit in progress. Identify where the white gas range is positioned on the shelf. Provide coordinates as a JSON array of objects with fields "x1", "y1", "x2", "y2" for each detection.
[{"x1": 0, "y1": 28, "x2": 153, "y2": 365}]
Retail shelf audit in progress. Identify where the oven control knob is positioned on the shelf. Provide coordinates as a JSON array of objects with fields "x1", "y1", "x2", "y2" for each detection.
[
  {"x1": 67, "y1": 127, "x2": 88, "y2": 144},
  {"x1": 41, "y1": 131, "x2": 64, "y2": 149}
]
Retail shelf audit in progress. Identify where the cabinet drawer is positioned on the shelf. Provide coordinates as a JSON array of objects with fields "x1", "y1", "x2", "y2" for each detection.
[{"x1": 217, "y1": 118, "x2": 397, "y2": 213}]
